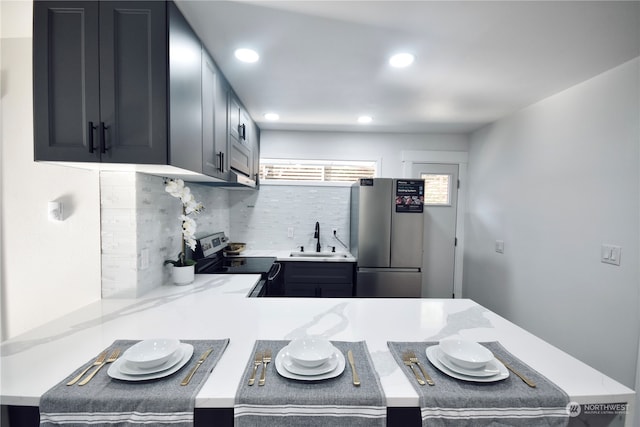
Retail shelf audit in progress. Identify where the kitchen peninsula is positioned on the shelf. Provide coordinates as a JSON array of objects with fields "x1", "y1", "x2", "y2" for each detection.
[{"x1": 1, "y1": 274, "x2": 635, "y2": 426}]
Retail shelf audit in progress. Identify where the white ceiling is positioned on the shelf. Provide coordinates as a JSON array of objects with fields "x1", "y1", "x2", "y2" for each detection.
[{"x1": 175, "y1": 0, "x2": 640, "y2": 134}]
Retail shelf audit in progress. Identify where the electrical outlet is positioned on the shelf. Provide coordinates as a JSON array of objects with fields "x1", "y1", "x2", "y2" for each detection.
[
  {"x1": 495, "y1": 240, "x2": 504, "y2": 254},
  {"x1": 287, "y1": 227, "x2": 294, "y2": 238}
]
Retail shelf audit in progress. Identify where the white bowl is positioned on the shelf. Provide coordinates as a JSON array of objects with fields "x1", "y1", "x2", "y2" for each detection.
[
  {"x1": 286, "y1": 338, "x2": 334, "y2": 368},
  {"x1": 122, "y1": 339, "x2": 181, "y2": 369},
  {"x1": 439, "y1": 339, "x2": 493, "y2": 370}
]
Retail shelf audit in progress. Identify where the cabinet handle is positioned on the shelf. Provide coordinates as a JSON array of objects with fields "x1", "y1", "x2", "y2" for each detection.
[
  {"x1": 240, "y1": 123, "x2": 246, "y2": 140},
  {"x1": 267, "y1": 262, "x2": 282, "y2": 281},
  {"x1": 87, "y1": 122, "x2": 97, "y2": 153},
  {"x1": 99, "y1": 122, "x2": 110, "y2": 154},
  {"x1": 217, "y1": 151, "x2": 224, "y2": 172}
]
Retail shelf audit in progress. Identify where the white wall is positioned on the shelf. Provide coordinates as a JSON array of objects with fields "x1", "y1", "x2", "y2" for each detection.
[
  {"x1": 464, "y1": 58, "x2": 640, "y2": 388},
  {"x1": 0, "y1": 1, "x2": 102, "y2": 339},
  {"x1": 260, "y1": 130, "x2": 469, "y2": 177}
]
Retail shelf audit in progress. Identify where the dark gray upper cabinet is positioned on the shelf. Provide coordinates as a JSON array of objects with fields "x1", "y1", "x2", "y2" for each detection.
[
  {"x1": 201, "y1": 48, "x2": 229, "y2": 179},
  {"x1": 228, "y1": 92, "x2": 253, "y2": 177},
  {"x1": 168, "y1": 1, "x2": 202, "y2": 173},
  {"x1": 34, "y1": 0, "x2": 259, "y2": 185},
  {"x1": 34, "y1": 1, "x2": 167, "y2": 164},
  {"x1": 251, "y1": 120, "x2": 261, "y2": 183}
]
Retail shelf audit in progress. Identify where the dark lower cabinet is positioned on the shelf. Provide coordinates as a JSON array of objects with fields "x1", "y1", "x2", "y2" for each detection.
[
  {"x1": 33, "y1": 1, "x2": 168, "y2": 164},
  {"x1": 5, "y1": 406, "x2": 421, "y2": 426},
  {"x1": 280, "y1": 262, "x2": 355, "y2": 297}
]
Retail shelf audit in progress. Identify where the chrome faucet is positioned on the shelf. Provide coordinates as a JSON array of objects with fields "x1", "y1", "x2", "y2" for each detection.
[{"x1": 314, "y1": 222, "x2": 321, "y2": 252}]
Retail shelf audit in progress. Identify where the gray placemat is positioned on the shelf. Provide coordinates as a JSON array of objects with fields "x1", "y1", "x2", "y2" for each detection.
[
  {"x1": 388, "y1": 341, "x2": 570, "y2": 427},
  {"x1": 235, "y1": 340, "x2": 386, "y2": 427},
  {"x1": 40, "y1": 339, "x2": 229, "y2": 427}
]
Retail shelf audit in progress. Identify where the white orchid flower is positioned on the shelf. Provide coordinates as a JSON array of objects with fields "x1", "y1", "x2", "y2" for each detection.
[{"x1": 165, "y1": 178, "x2": 204, "y2": 265}]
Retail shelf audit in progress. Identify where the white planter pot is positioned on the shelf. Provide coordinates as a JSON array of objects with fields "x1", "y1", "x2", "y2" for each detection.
[{"x1": 172, "y1": 265, "x2": 195, "y2": 286}]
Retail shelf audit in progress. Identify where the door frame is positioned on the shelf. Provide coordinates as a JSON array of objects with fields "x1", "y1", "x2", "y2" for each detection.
[{"x1": 401, "y1": 150, "x2": 468, "y2": 298}]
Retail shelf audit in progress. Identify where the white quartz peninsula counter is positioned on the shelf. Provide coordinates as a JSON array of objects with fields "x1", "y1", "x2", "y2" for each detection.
[{"x1": 1, "y1": 274, "x2": 635, "y2": 426}]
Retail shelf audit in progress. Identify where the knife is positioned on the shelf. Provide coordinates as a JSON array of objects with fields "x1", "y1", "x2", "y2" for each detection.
[
  {"x1": 493, "y1": 354, "x2": 536, "y2": 388},
  {"x1": 347, "y1": 350, "x2": 361, "y2": 386},
  {"x1": 181, "y1": 348, "x2": 213, "y2": 386}
]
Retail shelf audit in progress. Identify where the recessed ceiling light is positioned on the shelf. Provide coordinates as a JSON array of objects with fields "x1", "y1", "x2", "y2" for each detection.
[
  {"x1": 389, "y1": 53, "x2": 415, "y2": 68},
  {"x1": 264, "y1": 113, "x2": 279, "y2": 121},
  {"x1": 358, "y1": 115, "x2": 373, "y2": 124},
  {"x1": 234, "y1": 48, "x2": 259, "y2": 63}
]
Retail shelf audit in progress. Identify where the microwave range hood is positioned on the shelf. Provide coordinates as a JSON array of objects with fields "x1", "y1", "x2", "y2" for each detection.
[{"x1": 196, "y1": 169, "x2": 257, "y2": 190}]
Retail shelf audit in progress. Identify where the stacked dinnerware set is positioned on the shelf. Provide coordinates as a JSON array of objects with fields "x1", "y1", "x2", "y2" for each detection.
[
  {"x1": 108, "y1": 339, "x2": 195, "y2": 382},
  {"x1": 275, "y1": 338, "x2": 346, "y2": 381},
  {"x1": 426, "y1": 339, "x2": 509, "y2": 383}
]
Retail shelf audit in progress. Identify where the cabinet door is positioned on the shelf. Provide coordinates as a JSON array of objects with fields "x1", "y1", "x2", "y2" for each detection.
[
  {"x1": 167, "y1": 1, "x2": 201, "y2": 172},
  {"x1": 33, "y1": 1, "x2": 101, "y2": 162},
  {"x1": 201, "y1": 48, "x2": 227, "y2": 178},
  {"x1": 318, "y1": 283, "x2": 353, "y2": 298},
  {"x1": 251, "y1": 121, "x2": 261, "y2": 182},
  {"x1": 284, "y1": 283, "x2": 318, "y2": 297},
  {"x1": 99, "y1": 1, "x2": 167, "y2": 164},
  {"x1": 228, "y1": 93, "x2": 252, "y2": 176}
]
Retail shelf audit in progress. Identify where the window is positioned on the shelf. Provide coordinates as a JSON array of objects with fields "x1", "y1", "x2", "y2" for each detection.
[
  {"x1": 421, "y1": 173, "x2": 453, "y2": 205},
  {"x1": 260, "y1": 159, "x2": 377, "y2": 183}
]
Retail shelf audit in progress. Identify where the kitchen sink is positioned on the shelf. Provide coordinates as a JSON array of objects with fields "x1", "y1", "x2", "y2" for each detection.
[{"x1": 289, "y1": 251, "x2": 347, "y2": 258}]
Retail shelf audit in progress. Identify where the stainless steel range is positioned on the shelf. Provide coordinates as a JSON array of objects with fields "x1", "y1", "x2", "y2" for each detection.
[{"x1": 193, "y1": 232, "x2": 280, "y2": 297}]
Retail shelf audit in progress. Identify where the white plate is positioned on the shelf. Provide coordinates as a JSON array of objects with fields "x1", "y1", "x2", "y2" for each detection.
[
  {"x1": 276, "y1": 346, "x2": 345, "y2": 381},
  {"x1": 436, "y1": 349, "x2": 501, "y2": 377},
  {"x1": 426, "y1": 345, "x2": 509, "y2": 383},
  {"x1": 108, "y1": 343, "x2": 194, "y2": 381},
  {"x1": 282, "y1": 345, "x2": 339, "y2": 376},
  {"x1": 118, "y1": 345, "x2": 186, "y2": 375},
  {"x1": 286, "y1": 337, "x2": 335, "y2": 368},
  {"x1": 121, "y1": 339, "x2": 182, "y2": 369},
  {"x1": 438, "y1": 338, "x2": 493, "y2": 370}
]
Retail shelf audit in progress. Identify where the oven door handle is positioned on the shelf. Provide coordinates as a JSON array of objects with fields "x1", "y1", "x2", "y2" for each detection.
[{"x1": 267, "y1": 262, "x2": 282, "y2": 281}]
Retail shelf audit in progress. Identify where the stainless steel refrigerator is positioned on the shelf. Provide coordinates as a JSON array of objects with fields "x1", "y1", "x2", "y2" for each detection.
[{"x1": 350, "y1": 178, "x2": 424, "y2": 297}]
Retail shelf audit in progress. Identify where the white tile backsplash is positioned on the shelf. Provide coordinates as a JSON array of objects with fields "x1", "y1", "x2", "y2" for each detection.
[
  {"x1": 100, "y1": 172, "x2": 230, "y2": 298},
  {"x1": 229, "y1": 185, "x2": 351, "y2": 252},
  {"x1": 100, "y1": 175, "x2": 352, "y2": 298}
]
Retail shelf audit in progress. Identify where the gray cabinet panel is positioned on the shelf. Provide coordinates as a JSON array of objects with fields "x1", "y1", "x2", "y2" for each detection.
[
  {"x1": 100, "y1": 2, "x2": 167, "y2": 164},
  {"x1": 202, "y1": 50, "x2": 220, "y2": 176},
  {"x1": 228, "y1": 93, "x2": 252, "y2": 176},
  {"x1": 282, "y1": 262, "x2": 354, "y2": 297},
  {"x1": 34, "y1": 0, "x2": 167, "y2": 164},
  {"x1": 33, "y1": 2, "x2": 100, "y2": 161},
  {"x1": 167, "y1": 2, "x2": 201, "y2": 171}
]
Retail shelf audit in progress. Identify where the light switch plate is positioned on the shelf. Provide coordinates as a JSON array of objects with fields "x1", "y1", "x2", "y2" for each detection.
[{"x1": 601, "y1": 244, "x2": 621, "y2": 266}]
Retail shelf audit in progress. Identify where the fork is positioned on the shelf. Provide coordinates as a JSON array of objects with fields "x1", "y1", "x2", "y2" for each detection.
[
  {"x1": 408, "y1": 351, "x2": 435, "y2": 386},
  {"x1": 78, "y1": 349, "x2": 120, "y2": 386},
  {"x1": 402, "y1": 352, "x2": 425, "y2": 385},
  {"x1": 66, "y1": 351, "x2": 108, "y2": 386},
  {"x1": 248, "y1": 351, "x2": 263, "y2": 386},
  {"x1": 258, "y1": 349, "x2": 272, "y2": 386}
]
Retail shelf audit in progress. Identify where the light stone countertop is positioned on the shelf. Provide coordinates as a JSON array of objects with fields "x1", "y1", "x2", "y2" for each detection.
[
  {"x1": 229, "y1": 249, "x2": 356, "y2": 262},
  {"x1": 0, "y1": 274, "x2": 635, "y2": 425}
]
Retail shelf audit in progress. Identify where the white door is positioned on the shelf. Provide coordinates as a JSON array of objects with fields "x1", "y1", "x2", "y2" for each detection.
[{"x1": 411, "y1": 163, "x2": 459, "y2": 298}]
